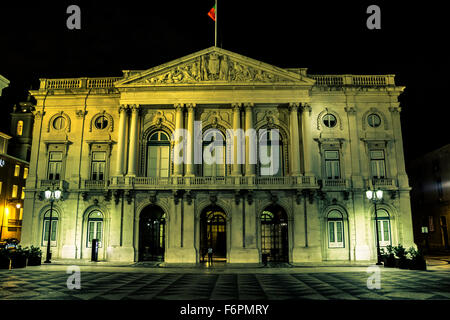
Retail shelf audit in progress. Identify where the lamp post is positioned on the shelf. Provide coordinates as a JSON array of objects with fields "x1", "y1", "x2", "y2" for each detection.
[
  {"x1": 44, "y1": 185, "x2": 62, "y2": 263},
  {"x1": 366, "y1": 189, "x2": 383, "y2": 265}
]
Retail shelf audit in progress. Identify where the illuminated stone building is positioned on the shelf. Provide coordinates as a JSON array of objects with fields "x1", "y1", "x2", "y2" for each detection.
[{"x1": 21, "y1": 47, "x2": 415, "y2": 263}]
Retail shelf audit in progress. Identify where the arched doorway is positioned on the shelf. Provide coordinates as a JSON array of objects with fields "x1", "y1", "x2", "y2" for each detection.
[
  {"x1": 139, "y1": 205, "x2": 166, "y2": 261},
  {"x1": 200, "y1": 205, "x2": 227, "y2": 262},
  {"x1": 261, "y1": 204, "x2": 289, "y2": 262}
]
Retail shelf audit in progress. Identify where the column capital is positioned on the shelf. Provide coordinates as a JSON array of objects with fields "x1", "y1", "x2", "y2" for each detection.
[
  {"x1": 389, "y1": 106, "x2": 402, "y2": 114},
  {"x1": 243, "y1": 102, "x2": 254, "y2": 109},
  {"x1": 288, "y1": 102, "x2": 300, "y2": 112},
  {"x1": 174, "y1": 103, "x2": 185, "y2": 110},
  {"x1": 186, "y1": 103, "x2": 196, "y2": 109},
  {"x1": 118, "y1": 105, "x2": 128, "y2": 113},
  {"x1": 301, "y1": 103, "x2": 312, "y2": 114},
  {"x1": 345, "y1": 106, "x2": 357, "y2": 114},
  {"x1": 130, "y1": 104, "x2": 140, "y2": 112},
  {"x1": 231, "y1": 102, "x2": 243, "y2": 109}
]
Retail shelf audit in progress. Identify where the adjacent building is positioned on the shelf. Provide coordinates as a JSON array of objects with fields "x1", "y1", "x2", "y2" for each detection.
[
  {"x1": 0, "y1": 132, "x2": 29, "y2": 241},
  {"x1": 0, "y1": 75, "x2": 9, "y2": 96},
  {"x1": 21, "y1": 47, "x2": 415, "y2": 263},
  {"x1": 409, "y1": 144, "x2": 450, "y2": 251}
]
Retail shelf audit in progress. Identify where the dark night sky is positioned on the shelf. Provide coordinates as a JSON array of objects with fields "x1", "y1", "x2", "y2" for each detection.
[{"x1": 0, "y1": 1, "x2": 448, "y2": 163}]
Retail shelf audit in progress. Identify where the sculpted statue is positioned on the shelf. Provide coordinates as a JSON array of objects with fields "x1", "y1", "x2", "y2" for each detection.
[
  {"x1": 201, "y1": 55, "x2": 208, "y2": 80},
  {"x1": 219, "y1": 56, "x2": 229, "y2": 81},
  {"x1": 208, "y1": 53, "x2": 220, "y2": 79}
]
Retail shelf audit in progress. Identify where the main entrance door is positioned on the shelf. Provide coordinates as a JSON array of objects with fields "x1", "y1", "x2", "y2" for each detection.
[
  {"x1": 200, "y1": 206, "x2": 227, "y2": 262},
  {"x1": 261, "y1": 204, "x2": 289, "y2": 262},
  {"x1": 139, "y1": 205, "x2": 166, "y2": 261}
]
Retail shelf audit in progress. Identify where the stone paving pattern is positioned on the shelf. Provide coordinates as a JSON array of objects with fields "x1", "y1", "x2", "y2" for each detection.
[{"x1": 1, "y1": 268, "x2": 450, "y2": 300}]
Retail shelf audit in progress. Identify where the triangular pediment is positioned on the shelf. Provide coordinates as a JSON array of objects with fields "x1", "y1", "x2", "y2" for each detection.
[{"x1": 115, "y1": 47, "x2": 315, "y2": 87}]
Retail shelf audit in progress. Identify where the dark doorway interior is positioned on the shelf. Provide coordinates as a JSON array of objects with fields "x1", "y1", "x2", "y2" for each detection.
[
  {"x1": 261, "y1": 204, "x2": 289, "y2": 262},
  {"x1": 139, "y1": 205, "x2": 165, "y2": 261},
  {"x1": 200, "y1": 206, "x2": 227, "y2": 262}
]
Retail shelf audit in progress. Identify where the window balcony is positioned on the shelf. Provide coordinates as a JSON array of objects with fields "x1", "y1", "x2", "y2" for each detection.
[
  {"x1": 321, "y1": 178, "x2": 350, "y2": 190},
  {"x1": 84, "y1": 179, "x2": 108, "y2": 190},
  {"x1": 39, "y1": 179, "x2": 69, "y2": 191},
  {"x1": 109, "y1": 175, "x2": 318, "y2": 190},
  {"x1": 369, "y1": 178, "x2": 398, "y2": 190}
]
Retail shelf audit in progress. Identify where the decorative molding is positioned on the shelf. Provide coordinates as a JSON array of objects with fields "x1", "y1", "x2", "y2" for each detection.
[
  {"x1": 362, "y1": 107, "x2": 388, "y2": 131},
  {"x1": 47, "y1": 111, "x2": 71, "y2": 133},
  {"x1": 89, "y1": 110, "x2": 114, "y2": 132},
  {"x1": 344, "y1": 106, "x2": 357, "y2": 115},
  {"x1": 317, "y1": 108, "x2": 343, "y2": 131},
  {"x1": 76, "y1": 110, "x2": 87, "y2": 119},
  {"x1": 133, "y1": 53, "x2": 296, "y2": 85}
]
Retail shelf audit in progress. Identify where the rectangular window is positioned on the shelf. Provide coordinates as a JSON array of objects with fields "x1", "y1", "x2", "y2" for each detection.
[
  {"x1": 87, "y1": 221, "x2": 103, "y2": 247},
  {"x1": 328, "y1": 220, "x2": 344, "y2": 248},
  {"x1": 377, "y1": 219, "x2": 391, "y2": 246},
  {"x1": 325, "y1": 150, "x2": 340, "y2": 179},
  {"x1": 21, "y1": 188, "x2": 25, "y2": 199},
  {"x1": 148, "y1": 146, "x2": 170, "y2": 178},
  {"x1": 43, "y1": 220, "x2": 58, "y2": 246},
  {"x1": 14, "y1": 165, "x2": 20, "y2": 177},
  {"x1": 429, "y1": 216, "x2": 435, "y2": 232},
  {"x1": 12, "y1": 185, "x2": 18, "y2": 198},
  {"x1": 0, "y1": 181, "x2": 2, "y2": 195},
  {"x1": 91, "y1": 151, "x2": 106, "y2": 181},
  {"x1": 48, "y1": 151, "x2": 63, "y2": 180},
  {"x1": 23, "y1": 167, "x2": 28, "y2": 179},
  {"x1": 370, "y1": 150, "x2": 386, "y2": 179}
]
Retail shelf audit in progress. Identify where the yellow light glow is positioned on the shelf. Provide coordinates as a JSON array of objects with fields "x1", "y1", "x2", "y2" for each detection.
[{"x1": 16, "y1": 203, "x2": 21, "y2": 209}]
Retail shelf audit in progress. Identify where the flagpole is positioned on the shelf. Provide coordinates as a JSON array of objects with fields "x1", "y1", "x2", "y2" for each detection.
[{"x1": 215, "y1": 0, "x2": 217, "y2": 47}]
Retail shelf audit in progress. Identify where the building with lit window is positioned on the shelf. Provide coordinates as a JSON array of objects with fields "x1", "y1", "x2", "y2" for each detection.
[
  {"x1": 21, "y1": 47, "x2": 415, "y2": 263},
  {"x1": 0, "y1": 132, "x2": 29, "y2": 242},
  {"x1": 409, "y1": 144, "x2": 450, "y2": 251}
]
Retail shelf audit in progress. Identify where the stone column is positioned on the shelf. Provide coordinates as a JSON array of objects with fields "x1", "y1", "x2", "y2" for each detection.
[
  {"x1": 126, "y1": 104, "x2": 140, "y2": 176},
  {"x1": 389, "y1": 105, "x2": 409, "y2": 188},
  {"x1": 345, "y1": 106, "x2": 364, "y2": 189},
  {"x1": 185, "y1": 104, "x2": 195, "y2": 177},
  {"x1": 289, "y1": 103, "x2": 301, "y2": 176},
  {"x1": 114, "y1": 105, "x2": 128, "y2": 176},
  {"x1": 244, "y1": 103, "x2": 256, "y2": 176},
  {"x1": 301, "y1": 104, "x2": 313, "y2": 176},
  {"x1": 231, "y1": 103, "x2": 242, "y2": 176},
  {"x1": 173, "y1": 104, "x2": 185, "y2": 176}
]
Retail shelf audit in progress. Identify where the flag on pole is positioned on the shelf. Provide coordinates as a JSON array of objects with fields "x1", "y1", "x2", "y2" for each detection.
[{"x1": 208, "y1": 4, "x2": 216, "y2": 21}]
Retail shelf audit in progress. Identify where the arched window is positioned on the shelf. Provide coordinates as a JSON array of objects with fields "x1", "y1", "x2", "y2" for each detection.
[
  {"x1": 328, "y1": 210, "x2": 344, "y2": 248},
  {"x1": 259, "y1": 129, "x2": 283, "y2": 176},
  {"x1": 147, "y1": 131, "x2": 170, "y2": 178},
  {"x1": 42, "y1": 210, "x2": 59, "y2": 247},
  {"x1": 376, "y1": 209, "x2": 391, "y2": 247},
  {"x1": 203, "y1": 129, "x2": 226, "y2": 177},
  {"x1": 16, "y1": 121, "x2": 23, "y2": 136},
  {"x1": 87, "y1": 211, "x2": 104, "y2": 248}
]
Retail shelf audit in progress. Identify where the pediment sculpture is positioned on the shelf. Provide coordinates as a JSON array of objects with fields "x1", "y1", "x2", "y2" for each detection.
[{"x1": 137, "y1": 53, "x2": 291, "y2": 84}]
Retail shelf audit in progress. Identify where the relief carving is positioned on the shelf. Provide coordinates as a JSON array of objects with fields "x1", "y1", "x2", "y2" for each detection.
[{"x1": 138, "y1": 53, "x2": 289, "y2": 84}]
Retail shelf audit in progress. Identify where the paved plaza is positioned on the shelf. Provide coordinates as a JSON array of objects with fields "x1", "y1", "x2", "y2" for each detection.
[{"x1": 1, "y1": 260, "x2": 450, "y2": 300}]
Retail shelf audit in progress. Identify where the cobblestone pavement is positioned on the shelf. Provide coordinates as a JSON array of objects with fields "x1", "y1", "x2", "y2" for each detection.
[{"x1": 1, "y1": 266, "x2": 450, "y2": 300}]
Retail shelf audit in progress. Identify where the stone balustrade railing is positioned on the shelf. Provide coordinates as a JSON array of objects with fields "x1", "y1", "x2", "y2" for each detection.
[
  {"x1": 371, "y1": 178, "x2": 397, "y2": 189},
  {"x1": 39, "y1": 77, "x2": 122, "y2": 90},
  {"x1": 108, "y1": 175, "x2": 318, "y2": 189},
  {"x1": 322, "y1": 178, "x2": 350, "y2": 188},
  {"x1": 310, "y1": 74, "x2": 396, "y2": 87}
]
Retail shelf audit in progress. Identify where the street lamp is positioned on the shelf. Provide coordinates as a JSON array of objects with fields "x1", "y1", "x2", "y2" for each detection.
[
  {"x1": 366, "y1": 188, "x2": 383, "y2": 265},
  {"x1": 44, "y1": 185, "x2": 62, "y2": 263}
]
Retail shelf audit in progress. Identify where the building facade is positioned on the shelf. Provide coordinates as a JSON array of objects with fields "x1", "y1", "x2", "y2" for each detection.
[
  {"x1": 21, "y1": 47, "x2": 415, "y2": 263},
  {"x1": 0, "y1": 132, "x2": 29, "y2": 242},
  {"x1": 408, "y1": 144, "x2": 450, "y2": 251}
]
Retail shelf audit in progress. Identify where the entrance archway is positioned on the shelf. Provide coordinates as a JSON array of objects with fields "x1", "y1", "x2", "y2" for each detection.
[
  {"x1": 139, "y1": 205, "x2": 166, "y2": 261},
  {"x1": 261, "y1": 204, "x2": 289, "y2": 262},
  {"x1": 200, "y1": 205, "x2": 227, "y2": 262}
]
